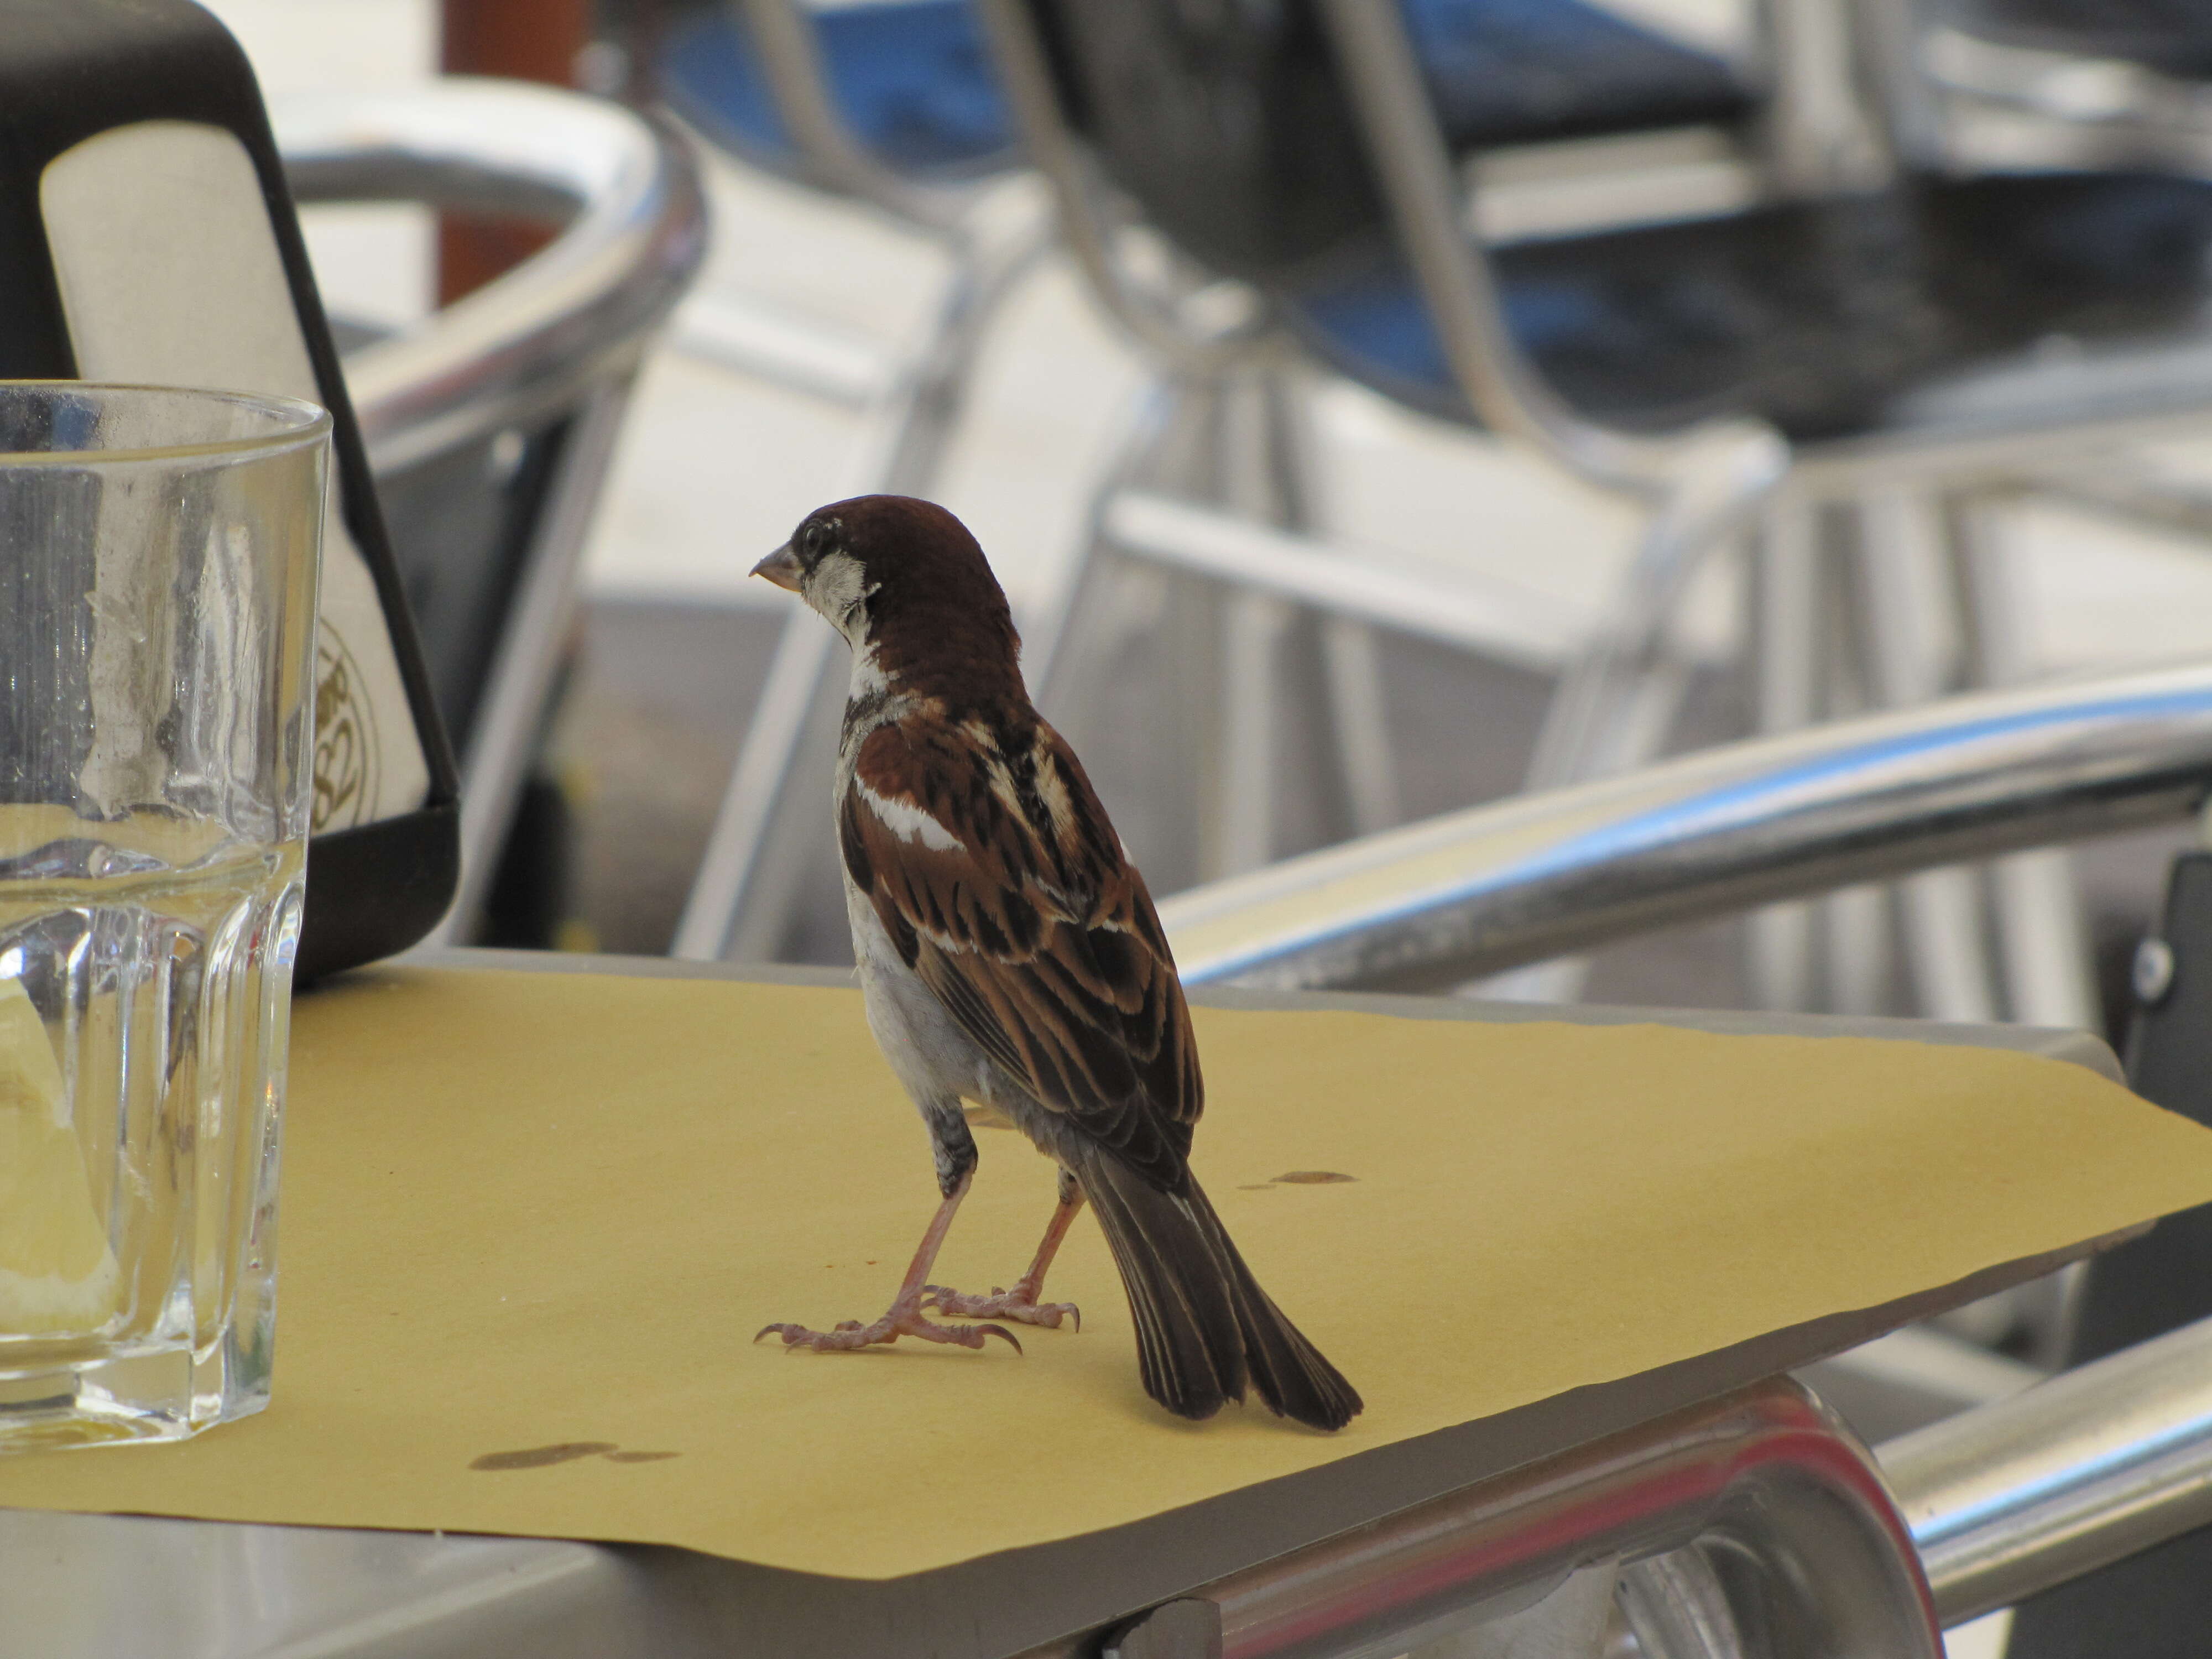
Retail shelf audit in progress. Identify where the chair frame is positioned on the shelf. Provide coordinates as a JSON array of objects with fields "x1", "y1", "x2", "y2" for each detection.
[
  {"x1": 666, "y1": 0, "x2": 1052, "y2": 962},
  {"x1": 976, "y1": 0, "x2": 1781, "y2": 881},
  {"x1": 275, "y1": 79, "x2": 707, "y2": 945},
  {"x1": 987, "y1": 0, "x2": 2212, "y2": 1028}
]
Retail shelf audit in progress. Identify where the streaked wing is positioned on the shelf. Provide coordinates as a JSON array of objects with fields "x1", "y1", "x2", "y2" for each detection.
[{"x1": 840, "y1": 712, "x2": 1200, "y2": 1187}]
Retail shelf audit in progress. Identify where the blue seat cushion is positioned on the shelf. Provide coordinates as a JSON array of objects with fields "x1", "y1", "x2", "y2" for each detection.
[
  {"x1": 1406, "y1": 0, "x2": 1751, "y2": 148},
  {"x1": 660, "y1": 3, "x2": 1015, "y2": 180},
  {"x1": 1286, "y1": 172, "x2": 2212, "y2": 444}
]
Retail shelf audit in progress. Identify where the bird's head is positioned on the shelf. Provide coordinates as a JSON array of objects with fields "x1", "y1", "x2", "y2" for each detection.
[{"x1": 753, "y1": 495, "x2": 1021, "y2": 690}]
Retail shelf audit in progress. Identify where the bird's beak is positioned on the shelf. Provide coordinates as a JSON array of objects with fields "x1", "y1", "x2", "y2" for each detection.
[{"x1": 751, "y1": 542, "x2": 804, "y2": 593}]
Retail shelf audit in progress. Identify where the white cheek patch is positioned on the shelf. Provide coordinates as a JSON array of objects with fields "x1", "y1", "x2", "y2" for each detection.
[
  {"x1": 806, "y1": 552, "x2": 874, "y2": 638},
  {"x1": 849, "y1": 643, "x2": 888, "y2": 698},
  {"x1": 858, "y1": 781, "x2": 963, "y2": 852}
]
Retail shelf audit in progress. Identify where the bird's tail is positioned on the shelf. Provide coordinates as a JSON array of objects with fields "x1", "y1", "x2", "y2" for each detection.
[{"x1": 1072, "y1": 1148, "x2": 1362, "y2": 1431}]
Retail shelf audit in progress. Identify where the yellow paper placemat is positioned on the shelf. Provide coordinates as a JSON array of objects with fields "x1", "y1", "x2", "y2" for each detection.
[{"x1": 3, "y1": 965, "x2": 2211, "y2": 1579}]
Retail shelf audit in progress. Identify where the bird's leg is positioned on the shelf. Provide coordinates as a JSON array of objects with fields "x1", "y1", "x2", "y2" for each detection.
[
  {"x1": 924, "y1": 1166, "x2": 1086, "y2": 1331},
  {"x1": 757, "y1": 1170, "x2": 1021, "y2": 1354}
]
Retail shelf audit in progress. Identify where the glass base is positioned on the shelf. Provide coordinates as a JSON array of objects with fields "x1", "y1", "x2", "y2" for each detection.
[{"x1": 0, "y1": 1331, "x2": 272, "y2": 1453}]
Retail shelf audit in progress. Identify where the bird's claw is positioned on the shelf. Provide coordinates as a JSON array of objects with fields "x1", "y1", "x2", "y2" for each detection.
[
  {"x1": 753, "y1": 1302, "x2": 1024, "y2": 1355},
  {"x1": 922, "y1": 1283, "x2": 1080, "y2": 1332}
]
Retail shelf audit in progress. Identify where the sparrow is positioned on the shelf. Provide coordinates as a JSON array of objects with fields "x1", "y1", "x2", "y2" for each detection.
[{"x1": 750, "y1": 494, "x2": 1360, "y2": 1431}]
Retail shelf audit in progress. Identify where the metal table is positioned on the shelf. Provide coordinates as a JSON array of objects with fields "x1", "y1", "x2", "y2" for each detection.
[{"x1": 0, "y1": 951, "x2": 2128, "y2": 1658}]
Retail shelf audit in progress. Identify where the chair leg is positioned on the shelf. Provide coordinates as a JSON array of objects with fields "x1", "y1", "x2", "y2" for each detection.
[
  {"x1": 1035, "y1": 377, "x2": 1231, "y2": 884},
  {"x1": 1490, "y1": 430, "x2": 1780, "y2": 1008},
  {"x1": 1317, "y1": 617, "x2": 1401, "y2": 837},
  {"x1": 1850, "y1": 488, "x2": 1999, "y2": 1024},
  {"x1": 673, "y1": 223, "x2": 1039, "y2": 962},
  {"x1": 1945, "y1": 492, "x2": 2100, "y2": 1033},
  {"x1": 1258, "y1": 367, "x2": 1402, "y2": 840},
  {"x1": 1027, "y1": 381, "x2": 1194, "y2": 711},
  {"x1": 1199, "y1": 371, "x2": 1291, "y2": 878},
  {"x1": 1209, "y1": 587, "x2": 1292, "y2": 877},
  {"x1": 1817, "y1": 505, "x2": 1895, "y2": 1015},
  {"x1": 1745, "y1": 492, "x2": 1821, "y2": 1012},
  {"x1": 1522, "y1": 448, "x2": 1780, "y2": 792},
  {"x1": 671, "y1": 614, "x2": 843, "y2": 961}
]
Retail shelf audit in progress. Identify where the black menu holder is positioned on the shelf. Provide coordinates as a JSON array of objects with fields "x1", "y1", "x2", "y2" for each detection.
[{"x1": 0, "y1": 0, "x2": 461, "y2": 981}]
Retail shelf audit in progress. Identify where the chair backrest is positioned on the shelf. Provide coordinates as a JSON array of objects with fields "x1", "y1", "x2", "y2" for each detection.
[
  {"x1": 1025, "y1": 0, "x2": 1753, "y2": 285},
  {"x1": 985, "y1": 0, "x2": 1777, "y2": 488},
  {"x1": 276, "y1": 80, "x2": 707, "y2": 940},
  {"x1": 1030, "y1": 2, "x2": 1381, "y2": 283}
]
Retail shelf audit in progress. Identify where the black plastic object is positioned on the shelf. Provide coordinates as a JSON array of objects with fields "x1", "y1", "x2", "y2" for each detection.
[
  {"x1": 1029, "y1": 0, "x2": 1751, "y2": 284},
  {"x1": 2007, "y1": 851, "x2": 2212, "y2": 1659},
  {"x1": 0, "y1": 0, "x2": 460, "y2": 982}
]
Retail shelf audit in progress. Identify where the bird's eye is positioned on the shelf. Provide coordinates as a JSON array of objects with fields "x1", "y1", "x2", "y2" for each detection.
[{"x1": 802, "y1": 523, "x2": 830, "y2": 560}]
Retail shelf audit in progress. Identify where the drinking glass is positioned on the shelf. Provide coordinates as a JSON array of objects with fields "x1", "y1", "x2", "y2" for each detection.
[{"x1": 0, "y1": 382, "x2": 326, "y2": 1449}]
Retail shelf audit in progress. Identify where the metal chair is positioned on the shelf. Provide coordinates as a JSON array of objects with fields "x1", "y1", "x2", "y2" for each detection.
[
  {"x1": 987, "y1": 0, "x2": 2212, "y2": 1035},
  {"x1": 964, "y1": 0, "x2": 1888, "y2": 1009},
  {"x1": 274, "y1": 79, "x2": 707, "y2": 943},
  {"x1": 644, "y1": 1, "x2": 1062, "y2": 962},
  {"x1": 987, "y1": 0, "x2": 1768, "y2": 881},
  {"x1": 670, "y1": 0, "x2": 1770, "y2": 963},
  {"x1": 1869, "y1": 0, "x2": 2212, "y2": 635}
]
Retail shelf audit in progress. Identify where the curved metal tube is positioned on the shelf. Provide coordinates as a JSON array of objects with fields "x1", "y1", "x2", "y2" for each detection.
[
  {"x1": 1160, "y1": 659, "x2": 2212, "y2": 989},
  {"x1": 1025, "y1": 1379, "x2": 1938, "y2": 1659},
  {"x1": 1881, "y1": 1313, "x2": 2212, "y2": 1626},
  {"x1": 275, "y1": 79, "x2": 707, "y2": 473}
]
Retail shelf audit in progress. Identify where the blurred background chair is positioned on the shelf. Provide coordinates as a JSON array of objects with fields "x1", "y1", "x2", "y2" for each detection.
[
  {"x1": 622, "y1": 1, "x2": 1062, "y2": 963},
  {"x1": 1879, "y1": 0, "x2": 2212, "y2": 617},
  {"x1": 275, "y1": 77, "x2": 706, "y2": 945},
  {"x1": 994, "y1": 0, "x2": 1771, "y2": 872},
  {"x1": 950, "y1": 0, "x2": 2212, "y2": 1039},
  {"x1": 670, "y1": 0, "x2": 1775, "y2": 964}
]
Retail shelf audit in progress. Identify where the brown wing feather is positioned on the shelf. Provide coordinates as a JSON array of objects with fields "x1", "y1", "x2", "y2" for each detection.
[{"x1": 842, "y1": 713, "x2": 1201, "y2": 1187}]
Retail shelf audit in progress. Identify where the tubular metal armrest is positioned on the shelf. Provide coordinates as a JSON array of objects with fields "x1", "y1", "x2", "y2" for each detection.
[
  {"x1": 275, "y1": 81, "x2": 706, "y2": 937},
  {"x1": 276, "y1": 79, "x2": 706, "y2": 475},
  {"x1": 1042, "y1": 1378, "x2": 1939, "y2": 1658},
  {"x1": 1160, "y1": 660, "x2": 2212, "y2": 989},
  {"x1": 1882, "y1": 1311, "x2": 2212, "y2": 1625}
]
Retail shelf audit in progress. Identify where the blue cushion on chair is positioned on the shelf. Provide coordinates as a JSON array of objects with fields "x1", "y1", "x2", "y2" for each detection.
[
  {"x1": 1406, "y1": 0, "x2": 1749, "y2": 148},
  {"x1": 1287, "y1": 173, "x2": 2212, "y2": 443},
  {"x1": 660, "y1": 3, "x2": 1016, "y2": 180}
]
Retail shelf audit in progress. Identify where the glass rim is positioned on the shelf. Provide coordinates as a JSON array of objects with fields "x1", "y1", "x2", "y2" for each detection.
[{"x1": 0, "y1": 380, "x2": 332, "y2": 466}]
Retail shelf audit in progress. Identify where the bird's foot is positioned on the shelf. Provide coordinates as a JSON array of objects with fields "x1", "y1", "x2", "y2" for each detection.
[
  {"x1": 922, "y1": 1282, "x2": 1080, "y2": 1332},
  {"x1": 756, "y1": 1289, "x2": 1022, "y2": 1354}
]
